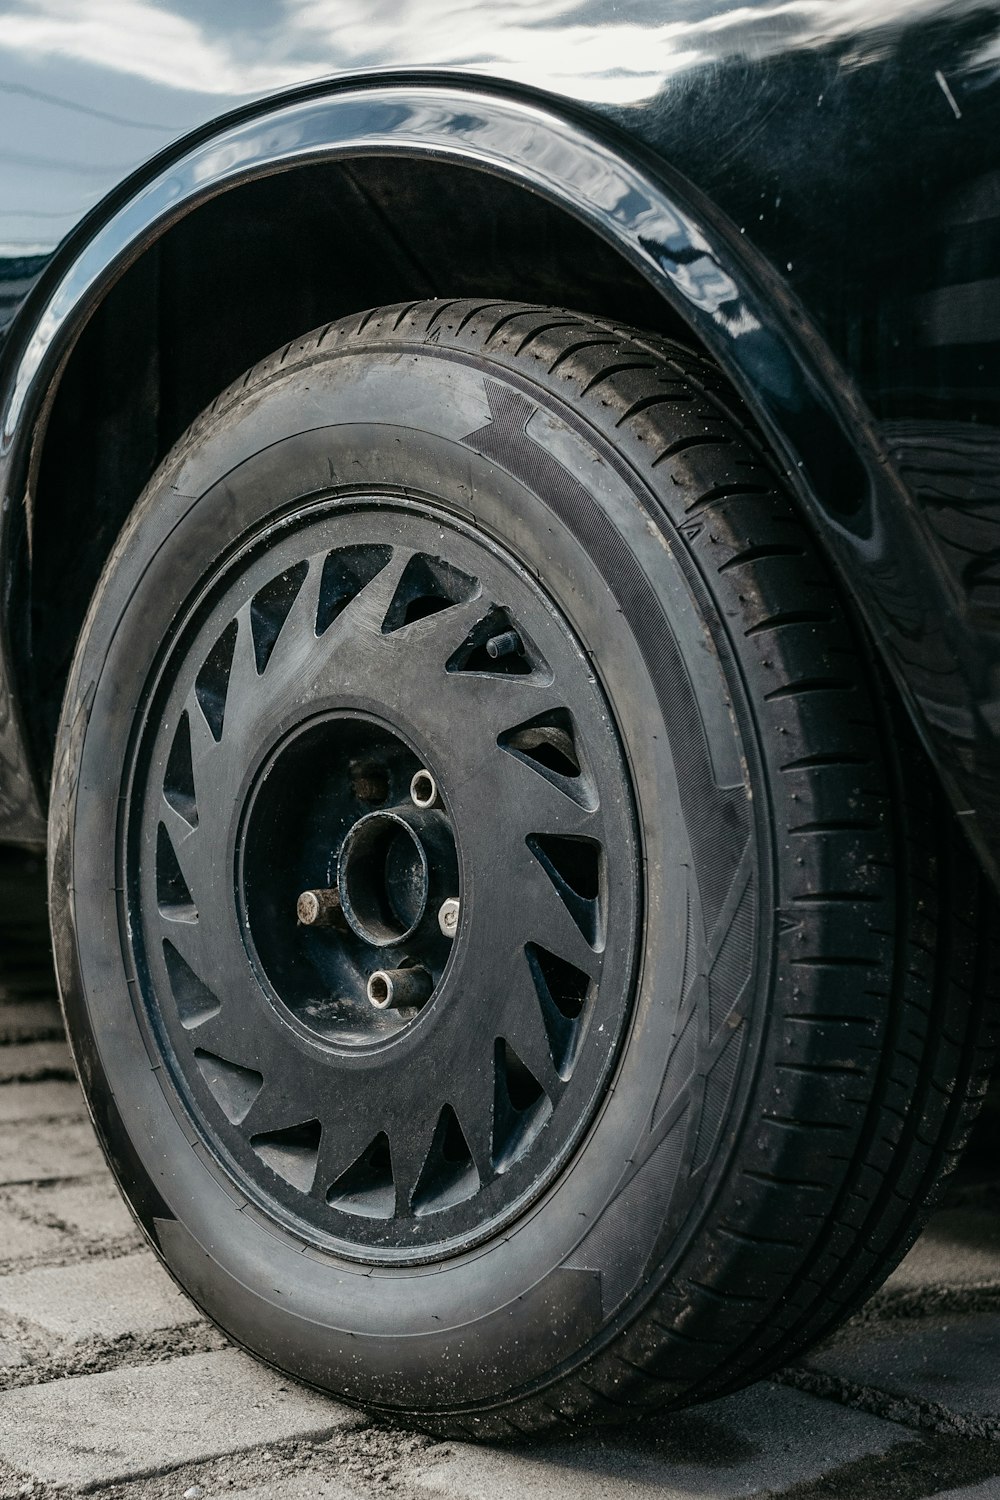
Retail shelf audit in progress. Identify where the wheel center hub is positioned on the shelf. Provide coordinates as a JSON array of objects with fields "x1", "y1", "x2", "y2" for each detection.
[{"x1": 240, "y1": 712, "x2": 460, "y2": 1047}]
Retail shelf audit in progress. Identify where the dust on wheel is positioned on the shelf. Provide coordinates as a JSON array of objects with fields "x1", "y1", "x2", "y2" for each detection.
[{"x1": 50, "y1": 299, "x2": 998, "y2": 1436}]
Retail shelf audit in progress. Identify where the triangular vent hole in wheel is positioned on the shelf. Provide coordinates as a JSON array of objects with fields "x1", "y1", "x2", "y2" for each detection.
[
  {"x1": 250, "y1": 1120, "x2": 322, "y2": 1193},
  {"x1": 163, "y1": 940, "x2": 220, "y2": 1030},
  {"x1": 492, "y1": 1039, "x2": 553, "y2": 1173},
  {"x1": 446, "y1": 604, "x2": 540, "y2": 677},
  {"x1": 498, "y1": 707, "x2": 596, "y2": 808},
  {"x1": 381, "y1": 553, "x2": 479, "y2": 633},
  {"x1": 194, "y1": 1048, "x2": 262, "y2": 1123},
  {"x1": 412, "y1": 1105, "x2": 479, "y2": 1216},
  {"x1": 156, "y1": 823, "x2": 197, "y2": 921},
  {"x1": 163, "y1": 712, "x2": 198, "y2": 828},
  {"x1": 527, "y1": 833, "x2": 603, "y2": 946},
  {"x1": 194, "y1": 619, "x2": 238, "y2": 741},
  {"x1": 250, "y1": 560, "x2": 308, "y2": 672},
  {"x1": 317, "y1": 545, "x2": 393, "y2": 635},
  {"x1": 525, "y1": 942, "x2": 591, "y2": 1077},
  {"x1": 326, "y1": 1132, "x2": 395, "y2": 1218}
]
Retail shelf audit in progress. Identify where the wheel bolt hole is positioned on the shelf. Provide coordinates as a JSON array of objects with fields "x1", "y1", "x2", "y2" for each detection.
[
  {"x1": 349, "y1": 759, "x2": 390, "y2": 806},
  {"x1": 410, "y1": 770, "x2": 439, "y2": 809}
]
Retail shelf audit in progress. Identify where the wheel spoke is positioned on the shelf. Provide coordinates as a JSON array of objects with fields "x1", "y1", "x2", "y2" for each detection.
[
  {"x1": 456, "y1": 673, "x2": 566, "y2": 743},
  {"x1": 159, "y1": 797, "x2": 201, "y2": 861},
  {"x1": 227, "y1": 603, "x2": 262, "y2": 713},
  {"x1": 482, "y1": 745, "x2": 602, "y2": 842},
  {"x1": 446, "y1": 1062, "x2": 496, "y2": 1188},
  {"x1": 155, "y1": 808, "x2": 220, "y2": 922},
  {"x1": 309, "y1": 573, "x2": 485, "y2": 710},
  {"x1": 495, "y1": 958, "x2": 563, "y2": 1103},
  {"x1": 383, "y1": 594, "x2": 486, "y2": 679},
  {"x1": 386, "y1": 1113, "x2": 441, "y2": 1217},
  {"x1": 330, "y1": 543, "x2": 414, "y2": 636},
  {"x1": 239, "y1": 546, "x2": 414, "y2": 717},
  {"x1": 314, "y1": 1106, "x2": 393, "y2": 1204},
  {"x1": 517, "y1": 846, "x2": 603, "y2": 976},
  {"x1": 186, "y1": 1001, "x2": 269, "y2": 1075},
  {"x1": 184, "y1": 687, "x2": 239, "y2": 832},
  {"x1": 156, "y1": 906, "x2": 235, "y2": 1006},
  {"x1": 260, "y1": 548, "x2": 327, "y2": 678},
  {"x1": 236, "y1": 1048, "x2": 365, "y2": 1144},
  {"x1": 310, "y1": 543, "x2": 414, "y2": 665}
]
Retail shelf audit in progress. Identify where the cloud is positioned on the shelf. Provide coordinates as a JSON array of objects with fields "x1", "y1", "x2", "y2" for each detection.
[{"x1": 0, "y1": 0, "x2": 992, "y2": 108}]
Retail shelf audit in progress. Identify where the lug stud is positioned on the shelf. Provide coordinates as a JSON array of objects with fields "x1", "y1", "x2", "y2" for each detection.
[
  {"x1": 485, "y1": 628, "x2": 523, "y2": 661},
  {"x1": 367, "y1": 966, "x2": 433, "y2": 1010},
  {"x1": 438, "y1": 897, "x2": 460, "y2": 938},
  {"x1": 409, "y1": 769, "x2": 440, "y2": 810},
  {"x1": 296, "y1": 888, "x2": 347, "y2": 930}
]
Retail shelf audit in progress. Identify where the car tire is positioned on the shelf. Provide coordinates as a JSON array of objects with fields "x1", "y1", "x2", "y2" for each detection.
[{"x1": 49, "y1": 299, "x2": 998, "y2": 1435}]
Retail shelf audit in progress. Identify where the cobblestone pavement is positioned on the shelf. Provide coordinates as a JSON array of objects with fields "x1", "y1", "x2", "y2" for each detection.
[{"x1": 1, "y1": 850, "x2": 998, "y2": 1499}]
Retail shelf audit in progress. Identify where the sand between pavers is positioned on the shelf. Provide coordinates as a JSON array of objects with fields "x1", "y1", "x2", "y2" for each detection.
[
  {"x1": 881, "y1": 1209, "x2": 1000, "y2": 1295},
  {"x1": 0, "y1": 1349, "x2": 358, "y2": 1488},
  {"x1": 0, "y1": 1000, "x2": 64, "y2": 1045},
  {"x1": 205, "y1": 1477, "x2": 368, "y2": 1500},
  {"x1": 0, "y1": 1117, "x2": 105, "y2": 1185},
  {"x1": 0, "y1": 1201, "x2": 68, "y2": 1261},
  {"x1": 0, "y1": 1040, "x2": 74, "y2": 1084},
  {"x1": 410, "y1": 1383, "x2": 909, "y2": 1500},
  {"x1": 803, "y1": 1313, "x2": 1000, "y2": 1421},
  {"x1": 0, "y1": 1080, "x2": 85, "y2": 1123},
  {"x1": 3, "y1": 1176, "x2": 138, "y2": 1243},
  {"x1": 0, "y1": 1251, "x2": 201, "y2": 1341}
]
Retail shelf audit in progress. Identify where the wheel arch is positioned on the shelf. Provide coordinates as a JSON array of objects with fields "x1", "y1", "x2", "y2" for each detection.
[{"x1": 1, "y1": 78, "x2": 970, "y2": 867}]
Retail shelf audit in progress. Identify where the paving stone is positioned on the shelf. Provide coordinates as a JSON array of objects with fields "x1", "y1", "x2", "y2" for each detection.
[
  {"x1": 804, "y1": 1314, "x2": 1000, "y2": 1419},
  {"x1": 0, "y1": 1250, "x2": 200, "y2": 1340},
  {"x1": 4, "y1": 1176, "x2": 138, "y2": 1243},
  {"x1": 886, "y1": 1209, "x2": 1000, "y2": 1294},
  {"x1": 0, "y1": 1040, "x2": 74, "y2": 1084},
  {"x1": 0, "y1": 1349, "x2": 356, "y2": 1488},
  {"x1": 0, "y1": 1117, "x2": 103, "y2": 1184},
  {"x1": 0, "y1": 1000, "x2": 64, "y2": 1045},
  {"x1": 0, "y1": 965, "x2": 54, "y2": 995},
  {"x1": 0, "y1": 1201, "x2": 68, "y2": 1261},
  {"x1": 0, "y1": 1079, "x2": 85, "y2": 1123},
  {"x1": 412, "y1": 1382, "x2": 905, "y2": 1500}
]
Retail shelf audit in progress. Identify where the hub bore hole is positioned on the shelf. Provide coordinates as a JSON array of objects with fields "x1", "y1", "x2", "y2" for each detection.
[{"x1": 339, "y1": 812, "x2": 429, "y2": 946}]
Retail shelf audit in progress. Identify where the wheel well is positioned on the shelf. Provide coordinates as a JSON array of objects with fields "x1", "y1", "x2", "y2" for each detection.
[{"x1": 25, "y1": 154, "x2": 690, "y2": 772}]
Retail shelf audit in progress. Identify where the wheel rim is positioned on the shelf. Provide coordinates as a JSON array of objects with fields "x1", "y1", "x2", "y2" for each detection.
[{"x1": 126, "y1": 496, "x2": 640, "y2": 1262}]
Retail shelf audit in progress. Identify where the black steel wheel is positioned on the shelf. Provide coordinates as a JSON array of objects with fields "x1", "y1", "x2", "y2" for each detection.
[
  {"x1": 131, "y1": 498, "x2": 638, "y2": 1259},
  {"x1": 50, "y1": 300, "x2": 997, "y2": 1436}
]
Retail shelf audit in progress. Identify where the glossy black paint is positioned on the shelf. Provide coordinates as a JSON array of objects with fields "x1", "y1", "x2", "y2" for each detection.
[{"x1": 0, "y1": 3, "x2": 999, "y2": 877}]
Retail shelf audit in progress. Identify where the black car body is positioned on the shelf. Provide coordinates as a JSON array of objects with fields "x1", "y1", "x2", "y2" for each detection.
[
  {"x1": 3, "y1": 0, "x2": 999, "y2": 1432},
  {"x1": 0, "y1": 2, "x2": 997, "y2": 870}
]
